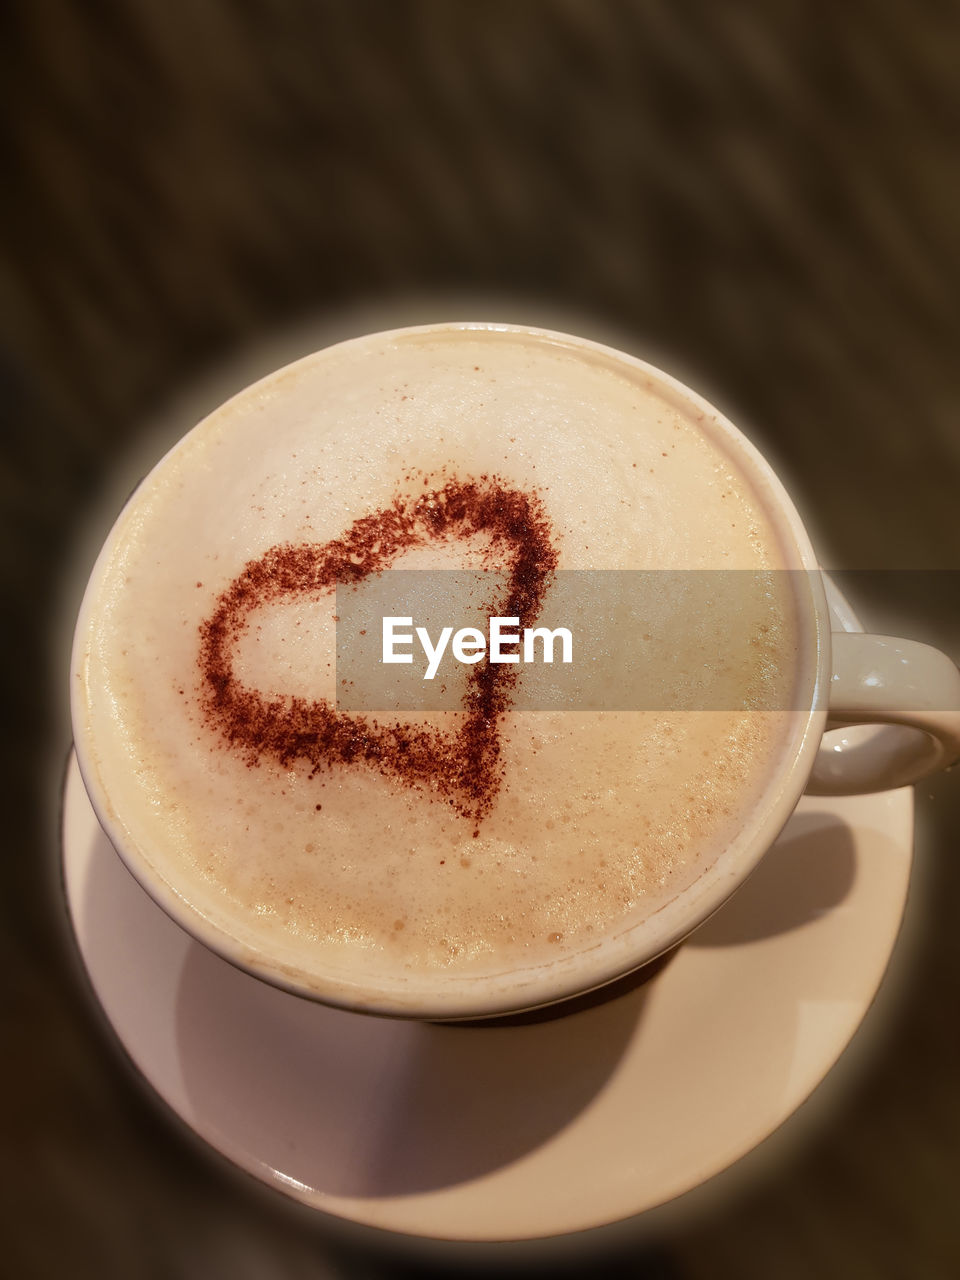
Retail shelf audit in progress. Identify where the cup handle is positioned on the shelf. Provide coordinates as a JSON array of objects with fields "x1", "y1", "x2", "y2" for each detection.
[{"x1": 806, "y1": 632, "x2": 960, "y2": 795}]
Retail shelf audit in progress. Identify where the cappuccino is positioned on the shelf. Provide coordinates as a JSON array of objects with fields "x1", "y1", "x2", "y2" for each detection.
[{"x1": 73, "y1": 325, "x2": 814, "y2": 1006}]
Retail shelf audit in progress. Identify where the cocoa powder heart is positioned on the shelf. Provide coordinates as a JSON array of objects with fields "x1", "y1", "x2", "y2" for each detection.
[{"x1": 198, "y1": 476, "x2": 558, "y2": 824}]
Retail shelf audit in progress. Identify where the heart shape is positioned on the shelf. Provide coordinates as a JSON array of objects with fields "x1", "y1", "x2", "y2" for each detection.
[{"x1": 198, "y1": 476, "x2": 558, "y2": 824}]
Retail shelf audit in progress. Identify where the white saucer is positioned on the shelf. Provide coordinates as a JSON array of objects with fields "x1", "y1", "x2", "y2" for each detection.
[{"x1": 61, "y1": 585, "x2": 915, "y2": 1243}]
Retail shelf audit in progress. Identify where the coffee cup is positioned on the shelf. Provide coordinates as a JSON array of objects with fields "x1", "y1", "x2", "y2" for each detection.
[{"x1": 70, "y1": 323, "x2": 960, "y2": 1018}]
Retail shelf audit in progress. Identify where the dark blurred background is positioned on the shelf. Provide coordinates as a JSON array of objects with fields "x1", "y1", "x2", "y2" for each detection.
[{"x1": 2, "y1": 2, "x2": 959, "y2": 1277}]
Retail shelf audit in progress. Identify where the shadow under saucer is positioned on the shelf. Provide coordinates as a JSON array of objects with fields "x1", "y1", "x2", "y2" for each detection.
[{"x1": 172, "y1": 927, "x2": 649, "y2": 1197}]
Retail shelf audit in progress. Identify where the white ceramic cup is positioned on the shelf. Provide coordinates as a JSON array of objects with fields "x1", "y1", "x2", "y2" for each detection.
[{"x1": 71, "y1": 324, "x2": 960, "y2": 1019}]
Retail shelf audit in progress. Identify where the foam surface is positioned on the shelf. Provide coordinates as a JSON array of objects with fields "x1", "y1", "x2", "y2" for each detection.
[{"x1": 75, "y1": 326, "x2": 810, "y2": 989}]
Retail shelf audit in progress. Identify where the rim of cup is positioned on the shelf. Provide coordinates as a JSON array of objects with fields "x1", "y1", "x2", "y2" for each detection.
[{"x1": 70, "y1": 322, "x2": 829, "y2": 1019}]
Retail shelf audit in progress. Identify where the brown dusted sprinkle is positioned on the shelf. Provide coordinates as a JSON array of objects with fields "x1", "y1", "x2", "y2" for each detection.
[{"x1": 197, "y1": 474, "x2": 558, "y2": 823}]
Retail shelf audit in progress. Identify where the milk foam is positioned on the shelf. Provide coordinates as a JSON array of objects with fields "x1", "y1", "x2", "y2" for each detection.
[{"x1": 76, "y1": 326, "x2": 809, "y2": 989}]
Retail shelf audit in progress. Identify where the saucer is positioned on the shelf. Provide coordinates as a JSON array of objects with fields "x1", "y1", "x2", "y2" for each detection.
[{"x1": 61, "y1": 585, "x2": 915, "y2": 1242}]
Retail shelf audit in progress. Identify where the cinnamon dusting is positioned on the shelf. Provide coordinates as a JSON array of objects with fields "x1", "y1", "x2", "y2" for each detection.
[{"x1": 197, "y1": 476, "x2": 558, "y2": 821}]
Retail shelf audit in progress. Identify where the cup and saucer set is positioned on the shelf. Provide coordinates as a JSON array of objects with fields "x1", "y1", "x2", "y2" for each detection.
[{"x1": 63, "y1": 327, "x2": 960, "y2": 1244}]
